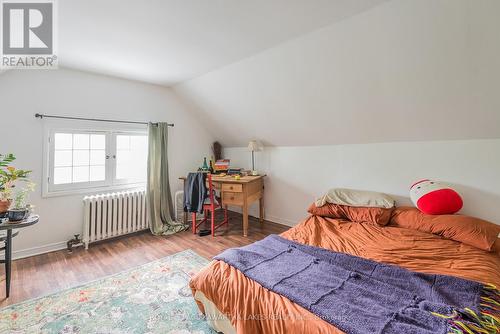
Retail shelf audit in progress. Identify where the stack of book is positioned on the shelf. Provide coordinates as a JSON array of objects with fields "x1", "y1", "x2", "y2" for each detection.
[
  {"x1": 227, "y1": 168, "x2": 242, "y2": 175},
  {"x1": 214, "y1": 159, "x2": 230, "y2": 172}
]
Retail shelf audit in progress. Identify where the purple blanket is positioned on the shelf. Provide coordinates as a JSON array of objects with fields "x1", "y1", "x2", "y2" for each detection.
[{"x1": 214, "y1": 235, "x2": 499, "y2": 334}]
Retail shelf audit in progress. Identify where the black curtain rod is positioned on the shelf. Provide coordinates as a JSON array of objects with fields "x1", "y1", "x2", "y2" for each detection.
[{"x1": 34, "y1": 113, "x2": 174, "y2": 127}]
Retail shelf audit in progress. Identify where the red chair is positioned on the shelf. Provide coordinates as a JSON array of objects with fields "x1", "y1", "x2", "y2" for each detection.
[{"x1": 192, "y1": 173, "x2": 229, "y2": 236}]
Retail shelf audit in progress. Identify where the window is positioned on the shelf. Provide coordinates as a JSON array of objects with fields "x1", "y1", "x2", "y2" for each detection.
[
  {"x1": 45, "y1": 129, "x2": 148, "y2": 195},
  {"x1": 53, "y1": 133, "x2": 106, "y2": 185}
]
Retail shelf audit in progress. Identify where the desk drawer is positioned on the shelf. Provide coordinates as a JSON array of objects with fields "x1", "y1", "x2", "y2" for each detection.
[
  {"x1": 222, "y1": 184, "x2": 242, "y2": 193},
  {"x1": 222, "y1": 192, "x2": 244, "y2": 205}
]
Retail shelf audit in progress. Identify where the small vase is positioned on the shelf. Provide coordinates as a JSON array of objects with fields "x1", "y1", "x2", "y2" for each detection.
[{"x1": 202, "y1": 157, "x2": 209, "y2": 170}]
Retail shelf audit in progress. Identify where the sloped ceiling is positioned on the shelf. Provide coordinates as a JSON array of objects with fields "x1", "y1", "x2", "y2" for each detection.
[
  {"x1": 58, "y1": 0, "x2": 388, "y2": 85},
  {"x1": 173, "y1": 0, "x2": 500, "y2": 147}
]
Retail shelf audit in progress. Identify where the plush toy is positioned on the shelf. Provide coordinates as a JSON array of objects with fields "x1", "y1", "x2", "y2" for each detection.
[{"x1": 410, "y1": 179, "x2": 463, "y2": 215}]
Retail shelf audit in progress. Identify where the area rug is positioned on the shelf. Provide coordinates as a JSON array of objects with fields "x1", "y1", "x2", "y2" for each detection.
[{"x1": 0, "y1": 250, "x2": 217, "y2": 334}]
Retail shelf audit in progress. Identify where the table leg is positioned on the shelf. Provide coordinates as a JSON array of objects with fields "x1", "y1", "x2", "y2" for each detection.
[
  {"x1": 259, "y1": 196, "x2": 264, "y2": 224},
  {"x1": 242, "y1": 203, "x2": 249, "y2": 237},
  {"x1": 5, "y1": 229, "x2": 12, "y2": 298}
]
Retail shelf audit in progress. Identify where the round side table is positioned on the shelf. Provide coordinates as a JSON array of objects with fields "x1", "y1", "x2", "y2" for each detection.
[{"x1": 0, "y1": 215, "x2": 39, "y2": 298}]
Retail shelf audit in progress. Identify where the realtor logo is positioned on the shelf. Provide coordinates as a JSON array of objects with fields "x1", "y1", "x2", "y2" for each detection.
[{"x1": 1, "y1": 0, "x2": 57, "y2": 69}]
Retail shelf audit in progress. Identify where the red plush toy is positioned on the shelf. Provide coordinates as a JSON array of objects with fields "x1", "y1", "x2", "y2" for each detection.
[{"x1": 410, "y1": 179, "x2": 463, "y2": 215}]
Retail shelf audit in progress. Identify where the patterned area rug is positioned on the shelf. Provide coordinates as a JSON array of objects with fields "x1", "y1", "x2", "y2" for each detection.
[{"x1": 0, "y1": 250, "x2": 216, "y2": 334}]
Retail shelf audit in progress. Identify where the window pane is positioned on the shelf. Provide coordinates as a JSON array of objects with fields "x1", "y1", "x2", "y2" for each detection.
[
  {"x1": 115, "y1": 164, "x2": 126, "y2": 179},
  {"x1": 54, "y1": 133, "x2": 72, "y2": 150},
  {"x1": 73, "y1": 150, "x2": 90, "y2": 166},
  {"x1": 50, "y1": 131, "x2": 109, "y2": 190},
  {"x1": 90, "y1": 134, "x2": 105, "y2": 150},
  {"x1": 54, "y1": 150, "x2": 72, "y2": 167},
  {"x1": 116, "y1": 164, "x2": 146, "y2": 181},
  {"x1": 90, "y1": 165, "x2": 105, "y2": 181},
  {"x1": 115, "y1": 134, "x2": 147, "y2": 182},
  {"x1": 54, "y1": 167, "x2": 72, "y2": 184},
  {"x1": 131, "y1": 136, "x2": 147, "y2": 151},
  {"x1": 116, "y1": 150, "x2": 131, "y2": 165},
  {"x1": 72, "y1": 166, "x2": 89, "y2": 183},
  {"x1": 134, "y1": 148, "x2": 148, "y2": 165},
  {"x1": 73, "y1": 134, "x2": 90, "y2": 150},
  {"x1": 116, "y1": 135, "x2": 130, "y2": 150},
  {"x1": 90, "y1": 150, "x2": 105, "y2": 165}
]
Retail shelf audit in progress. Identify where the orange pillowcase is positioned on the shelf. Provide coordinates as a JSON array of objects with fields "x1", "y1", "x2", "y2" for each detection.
[
  {"x1": 492, "y1": 239, "x2": 500, "y2": 256},
  {"x1": 390, "y1": 207, "x2": 500, "y2": 252},
  {"x1": 307, "y1": 203, "x2": 393, "y2": 226}
]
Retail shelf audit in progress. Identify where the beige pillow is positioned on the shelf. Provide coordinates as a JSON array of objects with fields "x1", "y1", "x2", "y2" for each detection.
[{"x1": 315, "y1": 188, "x2": 395, "y2": 208}]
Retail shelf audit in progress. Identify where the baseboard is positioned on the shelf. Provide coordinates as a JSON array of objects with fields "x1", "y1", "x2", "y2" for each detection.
[
  {"x1": 263, "y1": 214, "x2": 297, "y2": 227},
  {"x1": 12, "y1": 241, "x2": 67, "y2": 260},
  {"x1": 228, "y1": 208, "x2": 298, "y2": 227}
]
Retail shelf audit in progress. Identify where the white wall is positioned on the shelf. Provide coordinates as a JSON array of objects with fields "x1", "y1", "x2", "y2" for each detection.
[
  {"x1": 0, "y1": 68, "x2": 213, "y2": 258},
  {"x1": 172, "y1": 0, "x2": 500, "y2": 227},
  {"x1": 224, "y1": 139, "x2": 500, "y2": 226},
  {"x1": 174, "y1": 0, "x2": 500, "y2": 147}
]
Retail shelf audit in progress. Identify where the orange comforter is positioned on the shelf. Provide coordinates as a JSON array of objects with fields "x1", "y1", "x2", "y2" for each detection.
[{"x1": 190, "y1": 216, "x2": 500, "y2": 333}]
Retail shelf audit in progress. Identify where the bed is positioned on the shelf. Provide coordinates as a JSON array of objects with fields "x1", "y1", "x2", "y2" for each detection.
[{"x1": 189, "y1": 208, "x2": 500, "y2": 333}]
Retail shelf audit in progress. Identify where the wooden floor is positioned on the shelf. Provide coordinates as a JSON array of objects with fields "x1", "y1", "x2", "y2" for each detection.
[{"x1": 0, "y1": 211, "x2": 289, "y2": 307}]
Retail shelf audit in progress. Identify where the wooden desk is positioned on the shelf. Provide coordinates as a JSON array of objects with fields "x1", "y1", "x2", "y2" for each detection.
[{"x1": 180, "y1": 175, "x2": 265, "y2": 236}]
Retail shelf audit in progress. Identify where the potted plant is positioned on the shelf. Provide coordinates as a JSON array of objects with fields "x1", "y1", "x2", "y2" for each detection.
[
  {"x1": 0, "y1": 153, "x2": 32, "y2": 218},
  {"x1": 0, "y1": 153, "x2": 15, "y2": 214},
  {"x1": 8, "y1": 181, "x2": 36, "y2": 221}
]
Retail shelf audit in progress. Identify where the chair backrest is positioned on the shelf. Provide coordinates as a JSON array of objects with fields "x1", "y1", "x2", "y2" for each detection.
[
  {"x1": 206, "y1": 173, "x2": 215, "y2": 205},
  {"x1": 186, "y1": 171, "x2": 217, "y2": 206}
]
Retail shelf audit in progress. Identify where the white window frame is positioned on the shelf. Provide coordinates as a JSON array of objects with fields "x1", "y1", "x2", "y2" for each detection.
[{"x1": 42, "y1": 125, "x2": 148, "y2": 198}]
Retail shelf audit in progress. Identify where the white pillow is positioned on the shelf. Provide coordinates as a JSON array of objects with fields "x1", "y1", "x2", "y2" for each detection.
[{"x1": 315, "y1": 188, "x2": 395, "y2": 208}]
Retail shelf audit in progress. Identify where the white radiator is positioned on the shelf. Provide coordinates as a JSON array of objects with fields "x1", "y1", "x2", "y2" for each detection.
[{"x1": 83, "y1": 190, "x2": 149, "y2": 249}]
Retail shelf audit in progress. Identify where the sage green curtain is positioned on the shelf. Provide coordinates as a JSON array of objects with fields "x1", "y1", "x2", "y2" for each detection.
[{"x1": 147, "y1": 123, "x2": 187, "y2": 235}]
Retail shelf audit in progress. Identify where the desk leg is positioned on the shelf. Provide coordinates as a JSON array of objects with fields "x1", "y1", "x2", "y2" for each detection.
[
  {"x1": 259, "y1": 196, "x2": 264, "y2": 224},
  {"x1": 242, "y1": 202, "x2": 249, "y2": 237},
  {"x1": 5, "y1": 229, "x2": 12, "y2": 298}
]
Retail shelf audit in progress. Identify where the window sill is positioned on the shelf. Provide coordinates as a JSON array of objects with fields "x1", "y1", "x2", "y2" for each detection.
[{"x1": 42, "y1": 183, "x2": 146, "y2": 198}]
